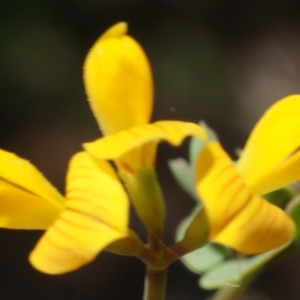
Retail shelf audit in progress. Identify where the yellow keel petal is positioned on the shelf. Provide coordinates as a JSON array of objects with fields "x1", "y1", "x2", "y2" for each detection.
[
  {"x1": 196, "y1": 142, "x2": 295, "y2": 254},
  {"x1": 0, "y1": 149, "x2": 64, "y2": 229},
  {"x1": 30, "y1": 152, "x2": 129, "y2": 274},
  {"x1": 236, "y1": 95, "x2": 300, "y2": 194}
]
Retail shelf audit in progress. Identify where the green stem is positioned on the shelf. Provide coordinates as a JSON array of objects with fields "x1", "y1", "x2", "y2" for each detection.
[
  {"x1": 210, "y1": 286, "x2": 246, "y2": 300},
  {"x1": 119, "y1": 166, "x2": 168, "y2": 298},
  {"x1": 143, "y1": 221, "x2": 167, "y2": 299},
  {"x1": 149, "y1": 231, "x2": 162, "y2": 252},
  {"x1": 143, "y1": 267, "x2": 167, "y2": 300}
]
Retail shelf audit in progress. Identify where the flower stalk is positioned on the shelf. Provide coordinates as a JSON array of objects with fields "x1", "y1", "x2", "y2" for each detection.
[{"x1": 143, "y1": 266, "x2": 168, "y2": 300}]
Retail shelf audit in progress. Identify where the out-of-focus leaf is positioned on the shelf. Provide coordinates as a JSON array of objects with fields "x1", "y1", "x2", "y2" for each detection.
[
  {"x1": 200, "y1": 246, "x2": 284, "y2": 290},
  {"x1": 189, "y1": 121, "x2": 218, "y2": 167},
  {"x1": 168, "y1": 158, "x2": 199, "y2": 201},
  {"x1": 168, "y1": 122, "x2": 218, "y2": 202},
  {"x1": 181, "y1": 243, "x2": 228, "y2": 274},
  {"x1": 286, "y1": 195, "x2": 300, "y2": 242},
  {"x1": 263, "y1": 187, "x2": 297, "y2": 208}
]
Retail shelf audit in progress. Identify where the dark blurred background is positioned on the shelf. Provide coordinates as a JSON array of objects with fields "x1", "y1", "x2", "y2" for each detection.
[{"x1": 1, "y1": 0, "x2": 300, "y2": 299}]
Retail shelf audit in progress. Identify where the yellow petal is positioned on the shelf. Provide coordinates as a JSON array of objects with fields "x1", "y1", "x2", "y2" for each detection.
[
  {"x1": 83, "y1": 22, "x2": 153, "y2": 135},
  {"x1": 84, "y1": 121, "x2": 206, "y2": 170},
  {"x1": 0, "y1": 149, "x2": 64, "y2": 229},
  {"x1": 29, "y1": 152, "x2": 129, "y2": 274},
  {"x1": 236, "y1": 95, "x2": 300, "y2": 195},
  {"x1": 196, "y1": 142, "x2": 295, "y2": 254},
  {"x1": 247, "y1": 149, "x2": 300, "y2": 195}
]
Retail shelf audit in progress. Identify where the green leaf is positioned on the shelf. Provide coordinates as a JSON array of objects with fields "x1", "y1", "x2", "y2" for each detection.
[
  {"x1": 168, "y1": 122, "x2": 218, "y2": 201},
  {"x1": 286, "y1": 195, "x2": 300, "y2": 242},
  {"x1": 200, "y1": 246, "x2": 285, "y2": 290},
  {"x1": 181, "y1": 243, "x2": 228, "y2": 274},
  {"x1": 168, "y1": 158, "x2": 199, "y2": 201},
  {"x1": 263, "y1": 187, "x2": 297, "y2": 208},
  {"x1": 189, "y1": 121, "x2": 218, "y2": 167}
]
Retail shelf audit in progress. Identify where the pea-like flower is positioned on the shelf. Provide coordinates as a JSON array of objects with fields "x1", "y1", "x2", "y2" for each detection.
[
  {"x1": 1, "y1": 21, "x2": 297, "y2": 280},
  {"x1": 0, "y1": 149, "x2": 131, "y2": 274},
  {"x1": 0, "y1": 23, "x2": 205, "y2": 275},
  {"x1": 195, "y1": 95, "x2": 299, "y2": 254},
  {"x1": 82, "y1": 22, "x2": 205, "y2": 172}
]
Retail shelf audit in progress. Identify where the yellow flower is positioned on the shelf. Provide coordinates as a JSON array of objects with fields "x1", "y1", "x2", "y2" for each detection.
[
  {"x1": 83, "y1": 22, "x2": 205, "y2": 172},
  {"x1": 196, "y1": 95, "x2": 300, "y2": 254},
  {"x1": 81, "y1": 22, "x2": 206, "y2": 233},
  {"x1": 0, "y1": 23, "x2": 206, "y2": 275},
  {"x1": 0, "y1": 149, "x2": 129, "y2": 274}
]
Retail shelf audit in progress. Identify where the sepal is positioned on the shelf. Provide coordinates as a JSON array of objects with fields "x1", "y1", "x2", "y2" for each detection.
[
  {"x1": 173, "y1": 205, "x2": 227, "y2": 271},
  {"x1": 120, "y1": 167, "x2": 165, "y2": 234}
]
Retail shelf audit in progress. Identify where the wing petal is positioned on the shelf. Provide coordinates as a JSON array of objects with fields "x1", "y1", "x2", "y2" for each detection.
[{"x1": 30, "y1": 152, "x2": 129, "y2": 274}]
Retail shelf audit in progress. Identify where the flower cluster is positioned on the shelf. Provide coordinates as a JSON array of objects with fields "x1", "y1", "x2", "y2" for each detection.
[{"x1": 0, "y1": 23, "x2": 299, "y2": 283}]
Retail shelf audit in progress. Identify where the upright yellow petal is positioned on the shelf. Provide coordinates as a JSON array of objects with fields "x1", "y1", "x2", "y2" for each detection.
[
  {"x1": 83, "y1": 22, "x2": 153, "y2": 135},
  {"x1": 247, "y1": 149, "x2": 300, "y2": 195},
  {"x1": 236, "y1": 95, "x2": 300, "y2": 195},
  {"x1": 30, "y1": 152, "x2": 129, "y2": 274},
  {"x1": 196, "y1": 142, "x2": 295, "y2": 254},
  {"x1": 84, "y1": 121, "x2": 206, "y2": 171},
  {"x1": 0, "y1": 149, "x2": 64, "y2": 229}
]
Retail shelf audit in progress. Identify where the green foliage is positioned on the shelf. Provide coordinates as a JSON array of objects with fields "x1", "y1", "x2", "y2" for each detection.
[
  {"x1": 168, "y1": 158, "x2": 198, "y2": 201},
  {"x1": 189, "y1": 122, "x2": 218, "y2": 167},
  {"x1": 263, "y1": 187, "x2": 297, "y2": 208},
  {"x1": 200, "y1": 247, "x2": 284, "y2": 290},
  {"x1": 287, "y1": 195, "x2": 300, "y2": 242}
]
